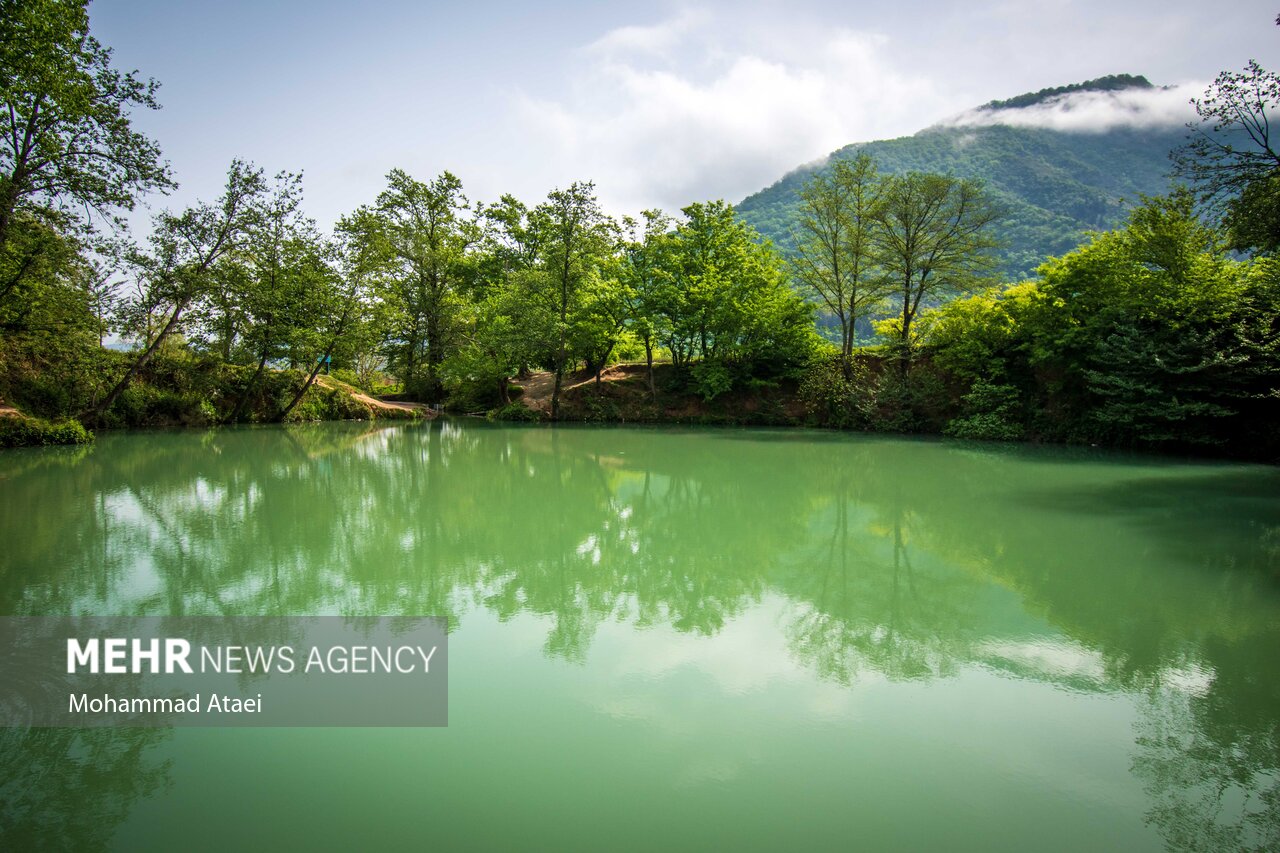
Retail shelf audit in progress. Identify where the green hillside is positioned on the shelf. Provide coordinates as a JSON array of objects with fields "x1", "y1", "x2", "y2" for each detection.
[{"x1": 738, "y1": 117, "x2": 1187, "y2": 281}]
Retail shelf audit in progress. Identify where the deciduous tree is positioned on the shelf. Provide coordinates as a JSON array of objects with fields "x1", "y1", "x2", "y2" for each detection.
[
  {"x1": 875, "y1": 173, "x2": 1002, "y2": 372},
  {"x1": 789, "y1": 153, "x2": 890, "y2": 359},
  {"x1": 0, "y1": 0, "x2": 173, "y2": 254},
  {"x1": 1174, "y1": 59, "x2": 1280, "y2": 253}
]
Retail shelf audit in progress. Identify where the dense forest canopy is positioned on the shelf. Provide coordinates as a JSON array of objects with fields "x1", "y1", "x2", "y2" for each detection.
[
  {"x1": 980, "y1": 74, "x2": 1155, "y2": 111},
  {"x1": 0, "y1": 0, "x2": 1277, "y2": 461}
]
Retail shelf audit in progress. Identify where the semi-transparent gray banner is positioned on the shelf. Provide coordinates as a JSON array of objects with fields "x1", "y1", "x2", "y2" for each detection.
[{"x1": 0, "y1": 617, "x2": 447, "y2": 727}]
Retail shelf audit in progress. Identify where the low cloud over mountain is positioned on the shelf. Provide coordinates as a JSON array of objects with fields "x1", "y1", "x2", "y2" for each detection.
[{"x1": 941, "y1": 78, "x2": 1202, "y2": 133}]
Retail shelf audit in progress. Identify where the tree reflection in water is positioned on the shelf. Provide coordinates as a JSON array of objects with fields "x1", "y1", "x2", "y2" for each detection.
[{"x1": 1, "y1": 422, "x2": 1278, "y2": 849}]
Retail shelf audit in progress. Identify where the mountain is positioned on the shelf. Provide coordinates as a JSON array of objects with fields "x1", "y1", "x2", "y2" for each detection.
[{"x1": 737, "y1": 76, "x2": 1188, "y2": 280}]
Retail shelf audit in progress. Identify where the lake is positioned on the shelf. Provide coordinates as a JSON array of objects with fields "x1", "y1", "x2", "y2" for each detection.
[{"x1": 2, "y1": 420, "x2": 1278, "y2": 851}]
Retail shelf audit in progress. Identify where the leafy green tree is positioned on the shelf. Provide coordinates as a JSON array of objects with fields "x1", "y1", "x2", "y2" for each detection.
[
  {"x1": 571, "y1": 257, "x2": 629, "y2": 385},
  {"x1": 87, "y1": 159, "x2": 265, "y2": 422},
  {"x1": 529, "y1": 181, "x2": 616, "y2": 419},
  {"x1": 274, "y1": 249, "x2": 360, "y2": 422},
  {"x1": 921, "y1": 192, "x2": 1280, "y2": 452},
  {"x1": 789, "y1": 153, "x2": 890, "y2": 359},
  {"x1": 0, "y1": 0, "x2": 173, "y2": 254},
  {"x1": 364, "y1": 169, "x2": 478, "y2": 401},
  {"x1": 875, "y1": 172, "x2": 1002, "y2": 371},
  {"x1": 619, "y1": 209, "x2": 674, "y2": 398},
  {"x1": 0, "y1": 214, "x2": 81, "y2": 332},
  {"x1": 438, "y1": 193, "x2": 560, "y2": 411},
  {"x1": 658, "y1": 200, "x2": 814, "y2": 396},
  {"x1": 217, "y1": 171, "x2": 345, "y2": 423}
]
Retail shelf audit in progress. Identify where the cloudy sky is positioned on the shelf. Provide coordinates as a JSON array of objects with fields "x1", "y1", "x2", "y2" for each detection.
[{"x1": 92, "y1": 0, "x2": 1277, "y2": 229}]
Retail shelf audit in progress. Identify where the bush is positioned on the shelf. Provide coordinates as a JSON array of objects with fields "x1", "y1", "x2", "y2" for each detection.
[
  {"x1": 690, "y1": 361, "x2": 734, "y2": 401},
  {"x1": 944, "y1": 381, "x2": 1025, "y2": 441},
  {"x1": 578, "y1": 390, "x2": 622, "y2": 423},
  {"x1": 798, "y1": 354, "x2": 873, "y2": 428},
  {"x1": 489, "y1": 402, "x2": 541, "y2": 422},
  {"x1": 0, "y1": 416, "x2": 94, "y2": 448},
  {"x1": 866, "y1": 367, "x2": 951, "y2": 433}
]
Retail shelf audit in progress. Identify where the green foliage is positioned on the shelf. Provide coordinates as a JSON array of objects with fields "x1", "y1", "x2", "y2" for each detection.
[
  {"x1": 864, "y1": 367, "x2": 951, "y2": 434},
  {"x1": 329, "y1": 368, "x2": 368, "y2": 392},
  {"x1": 0, "y1": 416, "x2": 92, "y2": 448},
  {"x1": 920, "y1": 192, "x2": 1280, "y2": 456},
  {"x1": 797, "y1": 350, "x2": 951, "y2": 433},
  {"x1": 982, "y1": 74, "x2": 1153, "y2": 110},
  {"x1": 877, "y1": 171, "x2": 1004, "y2": 352},
  {"x1": 689, "y1": 361, "x2": 733, "y2": 401},
  {"x1": 440, "y1": 338, "x2": 509, "y2": 412},
  {"x1": 0, "y1": 0, "x2": 174, "y2": 247},
  {"x1": 280, "y1": 379, "x2": 371, "y2": 423},
  {"x1": 657, "y1": 200, "x2": 817, "y2": 381},
  {"x1": 1173, "y1": 59, "x2": 1280, "y2": 254},
  {"x1": 798, "y1": 353, "x2": 873, "y2": 428},
  {"x1": 944, "y1": 382, "x2": 1024, "y2": 441},
  {"x1": 489, "y1": 401, "x2": 541, "y2": 422},
  {"x1": 1223, "y1": 172, "x2": 1280, "y2": 254},
  {"x1": 789, "y1": 153, "x2": 890, "y2": 356},
  {"x1": 576, "y1": 390, "x2": 624, "y2": 423},
  {"x1": 352, "y1": 169, "x2": 479, "y2": 402}
]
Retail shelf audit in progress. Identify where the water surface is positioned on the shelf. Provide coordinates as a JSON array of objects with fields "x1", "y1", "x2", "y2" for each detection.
[{"x1": 2, "y1": 421, "x2": 1278, "y2": 851}]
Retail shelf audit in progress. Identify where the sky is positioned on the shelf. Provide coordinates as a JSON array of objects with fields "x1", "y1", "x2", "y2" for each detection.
[{"x1": 90, "y1": 0, "x2": 1278, "y2": 231}]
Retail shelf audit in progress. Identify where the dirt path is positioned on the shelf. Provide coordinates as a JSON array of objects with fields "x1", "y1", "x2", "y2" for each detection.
[
  {"x1": 514, "y1": 367, "x2": 635, "y2": 413},
  {"x1": 0, "y1": 402, "x2": 21, "y2": 418},
  {"x1": 314, "y1": 377, "x2": 436, "y2": 417}
]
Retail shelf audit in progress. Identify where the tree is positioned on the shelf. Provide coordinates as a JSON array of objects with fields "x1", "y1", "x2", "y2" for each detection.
[
  {"x1": 619, "y1": 209, "x2": 674, "y2": 398},
  {"x1": 1174, "y1": 59, "x2": 1280, "y2": 253},
  {"x1": 529, "y1": 181, "x2": 616, "y2": 419},
  {"x1": 789, "y1": 153, "x2": 890, "y2": 359},
  {"x1": 875, "y1": 173, "x2": 1002, "y2": 371},
  {"x1": 0, "y1": 0, "x2": 173, "y2": 255},
  {"x1": 366, "y1": 169, "x2": 477, "y2": 401},
  {"x1": 274, "y1": 244, "x2": 359, "y2": 422},
  {"x1": 219, "y1": 170, "x2": 340, "y2": 423},
  {"x1": 85, "y1": 159, "x2": 265, "y2": 422},
  {"x1": 659, "y1": 200, "x2": 814, "y2": 397}
]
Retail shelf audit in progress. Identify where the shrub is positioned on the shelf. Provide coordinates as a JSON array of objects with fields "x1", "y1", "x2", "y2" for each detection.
[
  {"x1": 798, "y1": 354, "x2": 873, "y2": 428},
  {"x1": 690, "y1": 361, "x2": 734, "y2": 401},
  {"x1": 944, "y1": 381, "x2": 1025, "y2": 441},
  {"x1": 489, "y1": 402, "x2": 541, "y2": 422},
  {"x1": 0, "y1": 416, "x2": 94, "y2": 448}
]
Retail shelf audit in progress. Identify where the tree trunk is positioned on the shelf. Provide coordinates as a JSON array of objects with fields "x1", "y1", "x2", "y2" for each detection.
[
  {"x1": 83, "y1": 298, "x2": 191, "y2": 424},
  {"x1": 277, "y1": 287, "x2": 357, "y2": 422},
  {"x1": 425, "y1": 312, "x2": 444, "y2": 403},
  {"x1": 227, "y1": 349, "x2": 270, "y2": 424},
  {"x1": 899, "y1": 276, "x2": 914, "y2": 378},
  {"x1": 551, "y1": 360, "x2": 564, "y2": 421},
  {"x1": 645, "y1": 338, "x2": 656, "y2": 400},
  {"x1": 276, "y1": 348, "x2": 331, "y2": 422}
]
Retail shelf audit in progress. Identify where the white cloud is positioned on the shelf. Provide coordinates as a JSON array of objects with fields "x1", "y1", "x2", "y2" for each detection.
[
  {"x1": 511, "y1": 12, "x2": 956, "y2": 216},
  {"x1": 584, "y1": 8, "x2": 711, "y2": 60},
  {"x1": 941, "y1": 82, "x2": 1203, "y2": 133}
]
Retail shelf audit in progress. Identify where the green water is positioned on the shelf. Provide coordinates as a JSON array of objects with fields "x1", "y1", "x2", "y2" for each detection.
[{"x1": 2, "y1": 420, "x2": 1279, "y2": 851}]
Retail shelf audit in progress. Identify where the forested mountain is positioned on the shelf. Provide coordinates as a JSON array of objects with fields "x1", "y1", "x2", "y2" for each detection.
[{"x1": 738, "y1": 79, "x2": 1187, "y2": 280}]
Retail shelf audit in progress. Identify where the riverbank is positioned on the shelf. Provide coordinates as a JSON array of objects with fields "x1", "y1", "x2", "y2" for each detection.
[
  {"x1": 511, "y1": 363, "x2": 807, "y2": 426},
  {"x1": 0, "y1": 344, "x2": 432, "y2": 448},
  {"x1": 500, "y1": 360, "x2": 1280, "y2": 465}
]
